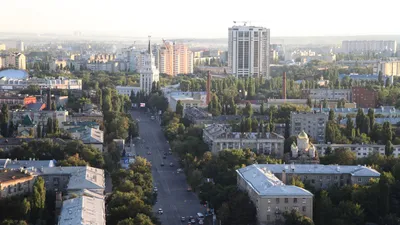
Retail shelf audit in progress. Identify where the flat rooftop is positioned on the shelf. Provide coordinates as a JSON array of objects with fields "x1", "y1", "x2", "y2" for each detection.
[{"x1": 0, "y1": 169, "x2": 32, "y2": 183}]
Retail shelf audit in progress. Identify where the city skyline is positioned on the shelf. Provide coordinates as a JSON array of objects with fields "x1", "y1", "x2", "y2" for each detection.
[{"x1": 1, "y1": 0, "x2": 400, "y2": 38}]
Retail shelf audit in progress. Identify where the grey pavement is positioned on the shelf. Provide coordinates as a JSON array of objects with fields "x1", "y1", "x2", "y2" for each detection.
[{"x1": 131, "y1": 110, "x2": 206, "y2": 225}]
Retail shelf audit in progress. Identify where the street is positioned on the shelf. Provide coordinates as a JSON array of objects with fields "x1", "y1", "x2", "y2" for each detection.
[{"x1": 131, "y1": 110, "x2": 205, "y2": 225}]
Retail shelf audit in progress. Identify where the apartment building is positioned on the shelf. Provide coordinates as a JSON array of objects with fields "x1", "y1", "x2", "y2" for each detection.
[
  {"x1": 58, "y1": 195, "x2": 105, "y2": 225},
  {"x1": 237, "y1": 164, "x2": 313, "y2": 225},
  {"x1": 167, "y1": 91, "x2": 207, "y2": 114},
  {"x1": 0, "y1": 53, "x2": 26, "y2": 70},
  {"x1": 159, "y1": 42, "x2": 193, "y2": 76},
  {"x1": 374, "y1": 61, "x2": 400, "y2": 76},
  {"x1": 313, "y1": 143, "x2": 400, "y2": 158},
  {"x1": 0, "y1": 95, "x2": 36, "y2": 106},
  {"x1": 290, "y1": 112, "x2": 328, "y2": 143},
  {"x1": 302, "y1": 89, "x2": 352, "y2": 101},
  {"x1": 228, "y1": 25, "x2": 270, "y2": 78},
  {"x1": 0, "y1": 77, "x2": 82, "y2": 90},
  {"x1": 313, "y1": 106, "x2": 399, "y2": 118},
  {"x1": 342, "y1": 40, "x2": 397, "y2": 53},
  {"x1": 263, "y1": 164, "x2": 380, "y2": 190},
  {"x1": 352, "y1": 87, "x2": 377, "y2": 108},
  {"x1": 0, "y1": 169, "x2": 36, "y2": 198},
  {"x1": 203, "y1": 124, "x2": 285, "y2": 156},
  {"x1": 67, "y1": 127, "x2": 104, "y2": 152}
]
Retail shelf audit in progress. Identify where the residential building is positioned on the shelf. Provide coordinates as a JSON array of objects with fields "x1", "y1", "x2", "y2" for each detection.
[
  {"x1": 340, "y1": 117, "x2": 400, "y2": 126},
  {"x1": 116, "y1": 86, "x2": 141, "y2": 97},
  {"x1": 68, "y1": 127, "x2": 104, "y2": 152},
  {"x1": 0, "y1": 44, "x2": 5, "y2": 51},
  {"x1": 374, "y1": 61, "x2": 400, "y2": 76},
  {"x1": 58, "y1": 195, "x2": 105, "y2": 225},
  {"x1": 260, "y1": 164, "x2": 380, "y2": 190},
  {"x1": 0, "y1": 158, "x2": 56, "y2": 170},
  {"x1": 49, "y1": 60, "x2": 68, "y2": 72},
  {"x1": 228, "y1": 25, "x2": 270, "y2": 78},
  {"x1": 237, "y1": 164, "x2": 313, "y2": 225},
  {"x1": 62, "y1": 121, "x2": 99, "y2": 131},
  {"x1": 0, "y1": 77, "x2": 82, "y2": 90},
  {"x1": 86, "y1": 61, "x2": 120, "y2": 73},
  {"x1": 203, "y1": 124, "x2": 285, "y2": 156},
  {"x1": 0, "y1": 95, "x2": 36, "y2": 106},
  {"x1": 0, "y1": 53, "x2": 26, "y2": 70},
  {"x1": 312, "y1": 106, "x2": 400, "y2": 118},
  {"x1": 10, "y1": 110, "x2": 68, "y2": 128},
  {"x1": 352, "y1": 87, "x2": 377, "y2": 108},
  {"x1": 159, "y1": 42, "x2": 193, "y2": 76},
  {"x1": 302, "y1": 89, "x2": 352, "y2": 101},
  {"x1": 314, "y1": 143, "x2": 400, "y2": 158},
  {"x1": 17, "y1": 41, "x2": 24, "y2": 52},
  {"x1": 139, "y1": 51, "x2": 159, "y2": 94},
  {"x1": 168, "y1": 92, "x2": 206, "y2": 115},
  {"x1": 342, "y1": 40, "x2": 397, "y2": 53},
  {"x1": 69, "y1": 110, "x2": 103, "y2": 124},
  {"x1": 0, "y1": 138, "x2": 66, "y2": 152},
  {"x1": 184, "y1": 107, "x2": 212, "y2": 124},
  {"x1": 290, "y1": 112, "x2": 328, "y2": 143},
  {"x1": 0, "y1": 169, "x2": 36, "y2": 198}
]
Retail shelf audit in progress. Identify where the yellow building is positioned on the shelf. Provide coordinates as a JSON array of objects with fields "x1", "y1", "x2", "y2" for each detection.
[{"x1": 375, "y1": 61, "x2": 400, "y2": 76}]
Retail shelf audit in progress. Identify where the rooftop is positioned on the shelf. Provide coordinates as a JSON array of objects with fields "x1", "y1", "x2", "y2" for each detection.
[
  {"x1": 260, "y1": 164, "x2": 380, "y2": 177},
  {"x1": 0, "y1": 169, "x2": 33, "y2": 184},
  {"x1": 237, "y1": 164, "x2": 313, "y2": 197},
  {"x1": 0, "y1": 158, "x2": 56, "y2": 169},
  {"x1": 204, "y1": 124, "x2": 284, "y2": 140},
  {"x1": 58, "y1": 195, "x2": 105, "y2": 225}
]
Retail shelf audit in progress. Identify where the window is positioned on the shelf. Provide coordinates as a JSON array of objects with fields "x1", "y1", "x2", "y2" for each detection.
[
  {"x1": 302, "y1": 198, "x2": 306, "y2": 204},
  {"x1": 302, "y1": 206, "x2": 307, "y2": 212},
  {"x1": 358, "y1": 178, "x2": 362, "y2": 182},
  {"x1": 311, "y1": 179, "x2": 315, "y2": 184},
  {"x1": 267, "y1": 215, "x2": 270, "y2": 221},
  {"x1": 293, "y1": 198, "x2": 297, "y2": 203},
  {"x1": 334, "y1": 176, "x2": 338, "y2": 180},
  {"x1": 267, "y1": 207, "x2": 271, "y2": 212},
  {"x1": 276, "y1": 198, "x2": 280, "y2": 204},
  {"x1": 285, "y1": 198, "x2": 288, "y2": 203},
  {"x1": 284, "y1": 207, "x2": 288, "y2": 211}
]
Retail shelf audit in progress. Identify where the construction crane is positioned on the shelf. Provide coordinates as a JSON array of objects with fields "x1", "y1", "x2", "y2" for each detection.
[{"x1": 233, "y1": 21, "x2": 250, "y2": 26}]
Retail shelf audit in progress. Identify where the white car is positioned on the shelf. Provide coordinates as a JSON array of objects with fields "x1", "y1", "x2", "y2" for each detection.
[
  {"x1": 158, "y1": 208, "x2": 163, "y2": 214},
  {"x1": 198, "y1": 220, "x2": 204, "y2": 225},
  {"x1": 153, "y1": 187, "x2": 158, "y2": 192}
]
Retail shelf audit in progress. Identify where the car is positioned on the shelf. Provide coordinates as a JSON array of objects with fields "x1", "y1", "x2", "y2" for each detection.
[
  {"x1": 153, "y1": 187, "x2": 158, "y2": 192},
  {"x1": 163, "y1": 156, "x2": 167, "y2": 159},
  {"x1": 163, "y1": 152, "x2": 167, "y2": 155},
  {"x1": 147, "y1": 151, "x2": 151, "y2": 155},
  {"x1": 198, "y1": 220, "x2": 204, "y2": 225},
  {"x1": 181, "y1": 217, "x2": 185, "y2": 222},
  {"x1": 161, "y1": 162, "x2": 164, "y2": 166},
  {"x1": 170, "y1": 162, "x2": 174, "y2": 167},
  {"x1": 190, "y1": 218, "x2": 196, "y2": 224},
  {"x1": 177, "y1": 168, "x2": 183, "y2": 174},
  {"x1": 168, "y1": 151, "x2": 172, "y2": 155},
  {"x1": 187, "y1": 187, "x2": 192, "y2": 192},
  {"x1": 158, "y1": 208, "x2": 163, "y2": 214}
]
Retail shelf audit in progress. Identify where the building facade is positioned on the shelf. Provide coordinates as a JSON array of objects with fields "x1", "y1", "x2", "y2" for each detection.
[
  {"x1": 0, "y1": 53, "x2": 26, "y2": 70},
  {"x1": 290, "y1": 112, "x2": 328, "y2": 143},
  {"x1": 374, "y1": 61, "x2": 400, "y2": 76},
  {"x1": 237, "y1": 164, "x2": 313, "y2": 225},
  {"x1": 302, "y1": 89, "x2": 352, "y2": 101},
  {"x1": 140, "y1": 52, "x2": 159, "y2": 94},
  {"x1": 203, "y1": 124, "x2": 285, "y2": 156},
  {"x1": 342, "y1": 40, "x2": 397, "y2": 54},
  {"x1": 116, "y1": 86, "x2": 141, "y2": 97},
  {"x1": 352, "y1": 87, "x2": 377, "y2": 108},
  {"x1": 228, "y1": 25, "x2": 270, "y2": 78},
  {"x1": 0, "y1": 169, "x2": 36, "y2": 198},
  {"x1": 159, "y1": 42, "x2": 193, "y2": 76},
  {"x1": 10, "y1": 110, "x2": 68, "y2": 128}
]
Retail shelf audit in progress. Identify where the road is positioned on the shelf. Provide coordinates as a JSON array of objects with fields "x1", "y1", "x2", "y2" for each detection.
[{"x1": 131, "y1": 110, "x2": 205, "y2": 225}]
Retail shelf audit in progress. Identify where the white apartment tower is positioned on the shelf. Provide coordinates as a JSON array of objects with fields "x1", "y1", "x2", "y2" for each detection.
[
  {"x1": 228, "y1": 25, "x2": 270, "y2": 79},
  {"x1": 140, "y1": 42, "x2": 160, "y2": 94}
]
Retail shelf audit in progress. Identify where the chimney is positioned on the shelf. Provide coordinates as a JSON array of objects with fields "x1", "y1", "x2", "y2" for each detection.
[
  {"x1": 282, "y1": 72, "x2": 287, "y2": 100},
  {"x1": 206, "y1": 71, "x2": 212, "y2": 105}
]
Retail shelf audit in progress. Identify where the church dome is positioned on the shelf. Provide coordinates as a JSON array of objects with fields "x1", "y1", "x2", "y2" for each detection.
[{"x1": 298, "y1": 130, "x2": 308, "y2": 139}]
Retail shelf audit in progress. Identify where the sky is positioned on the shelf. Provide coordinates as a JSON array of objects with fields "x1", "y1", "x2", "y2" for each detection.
[{"x1": 1, "y1": 0, "x2": 400, "y2": 38}]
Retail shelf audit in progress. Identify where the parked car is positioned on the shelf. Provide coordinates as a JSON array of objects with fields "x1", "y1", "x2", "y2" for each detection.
[
  {"x1": 161, "y1": 162, "x2": 164, "y2": 166},
  {"x1": 153, "y1": 187, "x2": 158, "y2": 192},
  {"x1": 170, "y1": 162, "x2": 174, "y2": 167},
  {"x1": 158, "y1": 208, "x2": 163, "y2": 214},
  {"x1": 181, "y1": 217, "x2": 185, "y2": 222}
]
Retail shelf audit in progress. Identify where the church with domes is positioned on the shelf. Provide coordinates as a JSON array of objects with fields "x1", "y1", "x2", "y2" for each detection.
[{"x1": 290, "y1": 131, "x2": 319, "y2": 164}]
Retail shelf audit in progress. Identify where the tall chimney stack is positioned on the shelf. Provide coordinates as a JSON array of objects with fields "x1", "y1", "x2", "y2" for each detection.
[
  {"x1": 282, "y1": 72, "x2": 287, "y2": 100},
  {"x1": 206, "y1": 71, "x2": 212, "y2": 105}
]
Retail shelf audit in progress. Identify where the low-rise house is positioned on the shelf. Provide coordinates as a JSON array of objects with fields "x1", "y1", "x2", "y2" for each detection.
[
  {"x1": 68, "y1": 127, "x2": 104, "y2": 152},
  {"x1": 203, "y1": 124, "x2": 285, "y2": 157},
  {"x1": 237, "y1": 164, "x2": 313, "y2": 225}
]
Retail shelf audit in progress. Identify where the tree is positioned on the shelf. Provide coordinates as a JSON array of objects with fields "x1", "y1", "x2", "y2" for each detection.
[
  {"x1": 102, "y1": 88, "x2": 112, "y2": 112},
  {"x1": 314, "y1": 191, "x2": 333, "y2": 225},
  {"x1": 385, "y1": 140, "x2": 394, "y2": 156},
  {"x1": 382, "y1": 121, "x2": 393, "y2": 144},
  {"x1": 322, "y1": 98, "x2": 328, "y2": 108},
  {"x1": 46, "y1": 118, "x2": 53, "y2": 134},
  {"x1": 53, "y1": 118, "x2": 59, "y2": 134},
  {"x1": 21, "y1": 198, "x2": 31, "y2": 220},
  {"x1": 306, "y1": 97, "x2": 312, "y2": 108},
  {"x1": 321, "y1": 147, "x2": 356, "y2": 165},
  {"x1": 176, "y1": 100, "x2": 184, "y2": 116},
  {"x1": 36, "y1": 123, "x2": 42, "y2": 138},
  {"x1": 242, "y1": 102, "x2": 253, "y2": 117},
  {"x1": 0, "y1": 104, "x2": 9, "y2": 137},
  {"x1": 355, "y1": 108, "x2": 365, "y2": 131},
  {"x1": 283, "y1": 209, "x2": 314, "y2": 225},
  {"x1": 50, "y1": 101, "x2": 56, "y2": 110},
  {"x1": 217, "y1": 191, "x2": 257, "y2": 225},
  {"x1": 328, "y1": 109, "x2": 335, "y2": 121},
  {"x1": 345, "y1": 115, "x2": 355, "y2": 138},
  {"x1": 290, "y1": 176, "x2": 305, "y2": 188},
  {"x1": 31, "y1": 177, "x2": 46, "y2": 219},
  {"x1": 367, "y1": 108, "x2": 375, "y2": 129},
  {"x1": 260, "y1": 102, "x2": 265, "y2": 115}
]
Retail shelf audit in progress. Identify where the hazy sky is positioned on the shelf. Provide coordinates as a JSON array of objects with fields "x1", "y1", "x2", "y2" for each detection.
[{"x1": 1, "y1": 0, "x2": 399, "y2": 38}]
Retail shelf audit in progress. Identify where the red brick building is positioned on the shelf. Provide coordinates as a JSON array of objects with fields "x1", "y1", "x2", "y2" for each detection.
[{"x1": 352, "y1": 87, "x2": 377, "y2": 108}]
